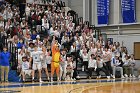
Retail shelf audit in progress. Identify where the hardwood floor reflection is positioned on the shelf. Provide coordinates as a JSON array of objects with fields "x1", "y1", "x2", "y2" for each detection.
[
  {"x1": 82, "y1": 82, "x2": 140, "y2": 93},
  {"x1": 0, "y1": 79, "x2": 140, "y2": 93}
]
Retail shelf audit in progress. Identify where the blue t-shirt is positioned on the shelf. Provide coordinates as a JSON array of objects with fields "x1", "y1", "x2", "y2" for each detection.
[
  {"x1": 17, "y1": 42, "x2": 25, "y2": 49},
  {"x1": 0, "y1": 52, "x2": 10, "y2": 66},
  {"x1": 31, "y1": 34, "x2": 37, "y2": 40}
]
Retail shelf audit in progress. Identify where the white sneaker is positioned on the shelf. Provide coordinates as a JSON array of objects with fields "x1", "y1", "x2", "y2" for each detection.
[
  {"x1": 121, "y1": 75, "x2": 125, "y2": 79},
  {"x1": 107, "y1": 76, "x2": 110, "y2": 79},
  {"x1": 99, "y1": 75, "x2": 101, "y2": 79},
  {"x1": 76, "y1": 76, "x2": 80, "y2": 79},
  {"x1": 112, "y1": 75, "x2": 115, "y2": 79},
  {"x1": 132, "y1": 75, "x2": 136, "y2": 78},
  {"x1": 66, "y1": 76, "x2": 70, "y2": 81},
  {"x1": 124, "y1": 74, "x2": 128, "y2": 78},
  {"x1": 73, "y1": 78, "x2": 76, "y2": 81},
  {"x1": 96, "y1": 76, "x2": 99, "y2": 79},
  {"x1": 68, "y1": 77, "x2": 70, "y2": 81},
  {"x1": 70, "y1": 78, "x2": 73, "y2": 81},
  {"x1": 63, "y1": 78, "x2": 66, "y2": 81},
  {"x1": 47, "y1": 77, "x2": 50, "y2": 81},
  {"x1": 129, "y1": 74, "x2": 132, "y2": 78},
  {"x1": 57, "y1": 77, "x2": 60, "y2": 81},
  {"x1": 65, "y1": 78, "x2": 68, "y2": 81},
  {"x1": 23, "y1": 79, "x2": 25, "y2": 82},
  {"x1": 39, "y1": 79, "x2": 43, "y2": 83},
  {"x1": 82, "y1": 66, "x2": 84, "y2": 71},
  {"x1": 138, "y1": 75, "x2": 140, "y2": 79},
  {"x1": 51, "y1": 78, "x2": 53, "y2": 82},
  {"x1": 89, "y1": 77, "x2": 91, "y2": 79},
  {"x1": 40, "y1": 80, "x2": 43, "y2": 83}
]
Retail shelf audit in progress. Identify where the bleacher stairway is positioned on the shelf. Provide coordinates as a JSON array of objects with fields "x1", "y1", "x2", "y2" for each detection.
[{"x1": 8, "y1": 70, "x2": 20, "y2": 82}]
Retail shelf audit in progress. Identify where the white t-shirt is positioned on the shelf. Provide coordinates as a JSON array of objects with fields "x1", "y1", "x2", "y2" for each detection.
[
  {"x1": 28, "y1": 47, "x2": 34, "y2": 53},
  {"x1": 60, "y1": 55, "x2": 67, "y2": 65},
  {"x1": 67, "y1": 23, "x2": 75, "y2": 31},
  {"x1": 41, "y1": 51, "x2": 46, "y2": 63},
  {"x1": 7, "y1": 12, "x2": 13, "y2": 19},
  {"x1": 0, "y1": 13, "x2": 4, "y2": 27},
  {"x1": 42, "y1": 19, "x2": 49, "y2": 29},
  {"x1": 37, "y1": 47, "x2": 42, "y2": 51},
  {"x1": 31, "y1": 51, "x2": 43, "y2": 63},
  {"x1": 54, "y1": 30, "x2": 60, "y2": 37},
  {"x1": 97, "y1": 59, "x2": 104, "y2": 68},
  {"x1": 75, "y1": 40, "x2": 81, "y2": 50},
  {"x1": 90, "y1": 47, "x2": 97, "y2": 55},
  {"x1": 42, "y1": 51, "x2": 51, "y2": 64},
  {"x1": 22, "y1": 61, "x2": 30, "y2": 70},
  {"x1": 82, "y1": 53, "x2": 89, "y2": 62},
  {"x1": 66, "y1": 61, "x2": 73, "y2": 72},
  {"x1": 18, "y1": 54, "x2": 25, "y2": 66},
  {"x1": 129, "y1": 58, "x2": 135, "y2": 64},
  {"x1": 70, "y1": 46, "x2": 76, "y2": 53},
  {"x1": 123, "y1": 59, "x2": 130, "y2": 66},
  {"x1": 103, "y1": 51, "x2": 112, "y2": 62},
  {"x1": 88, "y1": 59, "x2": 97, "y2": 69},
  {"x1": 26, "y1": 6, "x2": 30, "y2": 16}
]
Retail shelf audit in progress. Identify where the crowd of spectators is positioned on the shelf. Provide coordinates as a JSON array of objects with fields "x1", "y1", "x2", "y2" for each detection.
[{"x1": 0, "y1": 0, "x2": 139, "y2": 82}]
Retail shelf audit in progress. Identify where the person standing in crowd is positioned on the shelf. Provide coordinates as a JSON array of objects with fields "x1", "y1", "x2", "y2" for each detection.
[
  {"x1": 96, "y1": 56, "x2": 110, "y2": 79},
  {"x1": 29, "y1": 46, "x2": 43, "y2": 83},
  {"x1": 66, "y1": 55, "x2": 74, "y2": 81},
  {"x1": 0, "y1": 46, "x2": 10, "y2": 82},
  {"x1": 59, "y1": 48, "x2": 67, "y2": 81},
  {"x1": 41, "y1": 47, "x2": 50, "y2": 81},
  {"x1": 103, "y1": 47, "x2": 113, "y2": 79},
  {"x1": 51, "y1": 40, "x2": 61, "y2": 82},
  {"x1": 70, "y1": 42, "x2": 77, "y2": 56},
  {"x1": 1, "y1": 1, "x2": 139, "y2": 83},
  {"x1": 17, "y1": 49, "x2": 26, "y2": 75},
  {"x1": 21, "y1": 56, "x2": 31, "y2": 82},
  {"x1": 81, "y1": 47, "x2": 89, "y2": 71},
  {"x1": 88, "y1": 54, "x2": 97, "y2": 79}
]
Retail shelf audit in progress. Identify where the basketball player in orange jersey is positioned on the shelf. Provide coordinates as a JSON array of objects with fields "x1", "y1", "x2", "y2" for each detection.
[{"x1": 51, "y1": 39, "x2": 61, "y2": 82}]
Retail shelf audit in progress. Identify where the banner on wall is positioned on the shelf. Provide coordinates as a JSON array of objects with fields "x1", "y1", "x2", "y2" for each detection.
[
  {"x1": 97, "y1": 0, "x2": 110, "y2": 25},
  {"x1": 121, "y1": 0, "x2": 136, "y2": 23}
]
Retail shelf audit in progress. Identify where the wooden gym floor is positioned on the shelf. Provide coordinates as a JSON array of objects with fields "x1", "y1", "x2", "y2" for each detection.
[{"x1": 0, "y1": 79, "x2": 140, "y2": 93}]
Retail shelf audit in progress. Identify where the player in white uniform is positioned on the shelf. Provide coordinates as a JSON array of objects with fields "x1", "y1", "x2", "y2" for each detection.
[
  {"x1": 41, "y1": 47, "x2": 50, "y2": 81},
  {"x1": 29, "y1": 46, "x2": 43, "y2": 82},
  {"x1": 21, "y1": 56, "x2": 31, "y2": 82},
  {"x1": 59, "y1": 49, "x2": 67, "y2": 81},
  {"x1": 66, "y1": 56, "x2": 74, "y2": 81}
]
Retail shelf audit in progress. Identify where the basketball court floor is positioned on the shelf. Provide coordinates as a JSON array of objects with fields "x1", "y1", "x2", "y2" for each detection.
[{"x1": 0, "y1": 78, "x2": 140, "y2": 93}]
